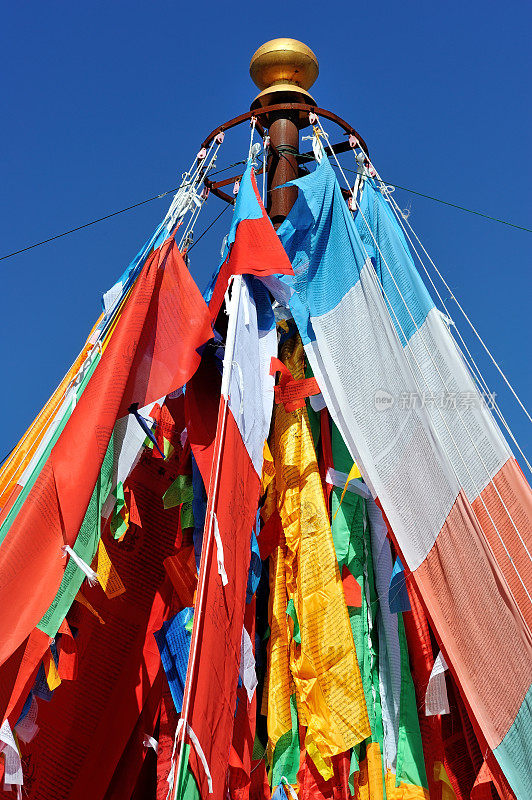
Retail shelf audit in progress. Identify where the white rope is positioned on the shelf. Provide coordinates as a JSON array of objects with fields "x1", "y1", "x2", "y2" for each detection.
[
  {"x1": 373, "y1": 173, "x2": 532, "y2": 477},
  {"x1": 62, "y1": 544, "x2": 99, "y2": 586},
  {"x1": 177, "y1": 141, "x2": 223, "y2": 250},
  {"x1": 314, "y1": 117, "x2": 532, "y2": 613},
  {"x1": 378, "y1": 170, "x2": 532, "y2": 426},
  {"x1": 262, "y1": 136, "x2": 269, "y2": 207},
  {"x1": 248, "y1": 116, "x2": 257, "y2": 159}
]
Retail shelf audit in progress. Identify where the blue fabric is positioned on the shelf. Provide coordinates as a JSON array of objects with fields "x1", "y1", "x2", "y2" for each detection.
[
  {"x1": 493, "y1": 683, "x2": 532, "y2": 800},
  {"x1": 271, "y1": 786, "x2": 288, "y2": 800},
  {"x1": 277, "y1": 158, "x2": 434, "y2": 346},
  {"x1": 356, "y1": 181, "x2": 434, "y2": 344},
  {"x1": 32, "y1": 663, "x2": 53, "y2": 701},
  {"x1": 277, "y1": 158, "x2": 369, "y2": 337},
  {"x1": 226, "y1": 158, "x2": 263, "y2": 249},
  {"x1": 191, "y1": 455, "x2": 206, "y2": 571},
  {"x1": 246, "y1": 518, "x2": 261, "y2": 603},
  {"x1": 15, "y1": 693, "x2": 33, "y2": 726},
  {"x1": 253, "y1": 276, "x2": 276, "y2": 335},
  {"x1": 388, "y1": 556, "x2": 411, "y2": 613},
  {"x1": 154, "y1": 607, "x2": 194, "y2": 714}
]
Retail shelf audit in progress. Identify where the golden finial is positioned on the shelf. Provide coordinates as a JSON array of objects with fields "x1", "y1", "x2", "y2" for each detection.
[{"x1": 249, "y1": 38, "x2": 319, "y2": 110}]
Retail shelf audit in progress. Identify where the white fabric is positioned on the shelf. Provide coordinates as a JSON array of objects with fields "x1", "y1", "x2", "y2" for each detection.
[
  {"x1": 143, "y1": 734, "x2": 159, "y2": 753},
  {"x1": 0, "y1": 719, "x2": 23, "y2": 788},
  {"x1": 176, "y1": 719, "x2": 213, "y2": 794},
  {"x1": 425, "y1": 651, "x2": 450, "y2": 716},
  {"x1": 239, "y1": 627, "x2": 258, "y2": 702},
  {"x1": 309, "y1": 392, "x2": 327, "y2": 412},
  {"x1": 228, "y1": 278, "x2": 276, "y2": 476},
  {"x1": 407, "y1": 308, "x2": 511, "y2": 501},
  {"x1": 325, "y1": 467, "x2": 373, "y2": 500},
  {"x1": 212, "y1": 512, "x2": 228, "y2": 586},
  {"x1": 101, "y1": 399, "x2": 160, "y2": 519},
  {"x1": 280, "y1": 777, "x2": 298, "y2": 799},
  {"x1": 308, "y1": 261, "x2": 459, "y2": 569}
]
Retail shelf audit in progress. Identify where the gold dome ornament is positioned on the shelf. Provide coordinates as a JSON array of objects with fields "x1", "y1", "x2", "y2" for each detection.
[{"x1": 249, "y1": 38, "x2": 319, "y2": 110}]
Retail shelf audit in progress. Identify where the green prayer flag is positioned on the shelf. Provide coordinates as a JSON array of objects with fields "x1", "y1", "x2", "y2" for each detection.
[
  {"x1": 163, "y1": 474, "x2": 193, "y2": 510},
  {"x1": 38, "y1": 431, "x2": 115, "y2": 638},
  {"x1": 271, "y1": 693, "x2": 300, "y2": 789},
  {"x1": 285, "y1": 598, "x2": 301, "y2": 644}
]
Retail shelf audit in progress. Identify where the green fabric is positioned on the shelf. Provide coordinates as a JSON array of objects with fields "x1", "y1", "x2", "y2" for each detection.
[
  {"x1": 285, "y1": 598, "x2": 301, "y2": 644},
  {"x1": 110, "y1": 480, "x2": 128, "y2": 539},
  {"x1": 0, "y1": 351, "x2": 101, "y2": 549},
  {"x1": 348, "y1": 747, "x2": 359, "y2": 796},
  {"x1": 175, "y1": 744, "x2": 201, "y2": 800},
  {"x1": 37, "y1": 431, "x2": 114, "y2": 637},
  {"x1": 395, "y1": 614, "x2": 428, "y2": 789},
  {"x1": 184, "y1": 612, "x2": 194, "y2": 633},
  {"x1": 330, "y1": 422, "x2": 386, "y2": 794},
  {"x1": 180, "y1": 500, "x2": 194, "y2": 529},
  {"x1": 252, "y1": 735, "x2": 266, "y2": 761},
  {"x1": 271, "y1": 693, "x2": 300, "y2": 789},
  {"x1": 163, "y1": 474, "x2": 193, "y2": 509}
]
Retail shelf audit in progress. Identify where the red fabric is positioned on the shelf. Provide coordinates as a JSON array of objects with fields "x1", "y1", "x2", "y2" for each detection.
[
  {"x1": 403, "y1": 578, "x2": 446, "y2": 800},
  {"x1": 183, "y1": 408, "x2": 261, "y2": 800},
  {"x1": 185, "y1": 351, "x2": 221, "y2": 490},
  {"x1": 103, "y1": 671, "x2": 162, "y2": 800},
  {"x1": 376, "y1": 495, "x2": 520, "y2": 798},
  {"x1": 227, "y1": 172, "x2": 293, "y2": 278},
  {"x1": 227, "y1": 601, "x2": 257, "y2": 800},
  {"x1": 163, "y1": 545, "x2": 197, "y2": 609},
  {"x1": 57, "y1": 619, "x2": 77, "y2": 681},
  {"x1": 208, "y1": 174, "x2": 293, "y2": 320},
  {"x1": 341, "y1": 565, "x2": 361, "y2": 607},
  {"x1": 249, "y1": 760, "x2": 271, "y2": 800},
  {"x1": 0, "y1": 628, "x2": 49, "y2": 725},
  {"x1": 20, "y1": 449, "x2": 182, "y2": 799},
  {"x1": 297, "y1": 750, "x2": 351, "y2": 800},
  {"x1": 270, "y1": 357, "x2": 320, "y2": 411},
  {"x1": 403, "y1": 563, "x2": 515, "y2": 800},
  {"x1": 257, "y1": 508, "x2": 282, "y2": 561},
  {"x1": 0, "y1": 238, "x2": 211, "y2": 670},
  {"x1": 157, "y1": 676, "x2": 181, "y2": 800}
]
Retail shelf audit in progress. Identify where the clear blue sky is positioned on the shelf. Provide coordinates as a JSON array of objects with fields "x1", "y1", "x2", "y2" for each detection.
[{"x1": 1, "y1": 1, "x2": 531, "y2": 467}]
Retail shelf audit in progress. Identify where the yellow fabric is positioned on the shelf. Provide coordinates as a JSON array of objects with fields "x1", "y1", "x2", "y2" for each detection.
[
  {"x1": 355, "y1": 742, "x2": 385, "y2": 800},
  {"x1": 261, "y1": 440, "x2": 275, "y2": 493},
  {"x1": 264, "y1": 541, "x2": 296, "y2": 761},
  {"x1": 267, "y1": 335, "x2": 370, "y2": 761},
  {"x1": 385, "y1": 770, "x2": 430, "y2": 800},
  {"x1": 44, "y1": 649, "x2": 61, "y2": 691},
  {"x1": 333, "y1": 461, "x2": 362, "y2": 520},
  {"x1": 434, "y1": 761, "x2": 457, "y2": 800},
  {"x1": 96, "y1": 538, "x2": 126, "y2": 598},
  {"x1": 306, "y1": 732, "x2": 333, "y2": 781}
]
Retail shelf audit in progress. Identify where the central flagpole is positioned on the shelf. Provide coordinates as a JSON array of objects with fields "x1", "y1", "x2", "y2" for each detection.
[
  {"x1": 250, "y1": 38, "x2": 319, "y2": 228},
  {"x1": 173, "y1": 39, "x2": 319, "y2": 796}
]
